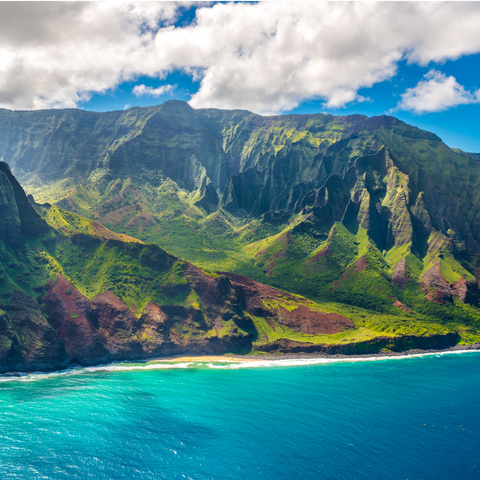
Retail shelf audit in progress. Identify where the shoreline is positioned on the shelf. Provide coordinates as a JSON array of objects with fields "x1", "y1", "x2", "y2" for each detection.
[
  {"x1": 2, "y1": 343, "x2": 479, "y2": 379},
  {"x1": 0, "y1": 343, "x2": 480, "y2": 383},
  {"x1": 149, "y1": 342, "x2": 480, "y2": 364}
]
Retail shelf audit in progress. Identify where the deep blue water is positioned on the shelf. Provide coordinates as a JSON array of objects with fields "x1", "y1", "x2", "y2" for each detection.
[{"x1": 0, "y1": 352, "x2": 479, "y2": 479}]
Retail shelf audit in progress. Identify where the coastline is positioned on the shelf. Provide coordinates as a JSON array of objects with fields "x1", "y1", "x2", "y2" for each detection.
[
  {"x1": 151, "y1": 342, "x2": 480, "y2": 364},
  {"x1": 1, "y1": 343, "x2": 479, "y2": 380}
]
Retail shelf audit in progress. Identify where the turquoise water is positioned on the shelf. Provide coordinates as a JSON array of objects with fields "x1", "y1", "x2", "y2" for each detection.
[{"x1": 1, "y1": 352, "x2": 479, "y2": 479}]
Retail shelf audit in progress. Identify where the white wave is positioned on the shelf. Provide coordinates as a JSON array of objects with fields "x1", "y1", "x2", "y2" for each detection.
[
  {"x1": 0, "y1": 368, "x2": 78, "y2": 383},
  {"x1": 0, "y1": 349, "x2": 478, "y2": 382},
  {"x1": 83, "y1": 362, "x2": 195, "y2": 373},
  {"x1": 0, "y1": 362, "x2": 197, "y2": 383},
  {"x1": 207, "y1": 349, "x2": 480, "y2": 369}
]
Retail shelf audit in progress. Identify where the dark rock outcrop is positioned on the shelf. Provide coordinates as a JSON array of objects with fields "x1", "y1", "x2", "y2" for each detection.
[
  {"x1": 392, "y1": 258, "x2": 409, "y2": 289},
  {"x1": 28, "y1": 264, "x2": 360, "y2": 370},
  {"x1": 221, "y1": 272, "x2": 354, "y2": 335},
  {"x1": 42, "y1": 274, "x2": 108, "y2": 365},
  {"x1": 421, "y1": 261, "x2": 478, "y2": 303},
  {"x1": 255, "y1": 332, "x2": 461, "y2": 355},
  {"x1": 0, "y1": 162, "x2": 50, "y2": 246},
  {"x1": 0, "y1": 290, "x2": 68, "y2": 373}
]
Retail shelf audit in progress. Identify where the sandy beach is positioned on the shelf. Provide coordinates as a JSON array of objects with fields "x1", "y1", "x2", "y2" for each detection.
[
  {"x1": 152, "y1": 355, "x2": 259, "y2": 363},
  {"x1": 1, "y1": 344, "x2": 479, "y2": 380},
  {"x1": 147, "y1": 343, "x2": 480, "y2": 365}
]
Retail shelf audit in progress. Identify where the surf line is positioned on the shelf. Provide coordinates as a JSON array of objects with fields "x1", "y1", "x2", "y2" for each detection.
[
  {"x1": 206, "y1": 349, "x2": 480, "y2": 369},
  {"x1": 1, "y1": 349, "x2": 479, "y2": 382}
]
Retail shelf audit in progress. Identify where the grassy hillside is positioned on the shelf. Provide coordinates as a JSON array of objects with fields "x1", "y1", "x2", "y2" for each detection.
[
  {"x1": 1, "y1": 102, "x2": 480, "y2": 348},
  {"x1": 8, "y1": 160, "x2": 465, "y2": 373}
]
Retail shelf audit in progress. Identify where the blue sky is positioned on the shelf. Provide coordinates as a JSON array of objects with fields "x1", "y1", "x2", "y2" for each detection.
[
  {"x1": 1, "y1": 2, "x2": 480, "y2": 152},
  {"x1": 82, "y1": 52, "x2": 480, "y2": 153}
]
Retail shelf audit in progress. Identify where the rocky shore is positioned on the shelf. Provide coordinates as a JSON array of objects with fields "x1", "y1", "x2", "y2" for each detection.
[
  {"x1": 227, "y1": 342, "x2": 480, "y2": 362},
  {"x1": 162, "y1": 342, "x2": 480, "y2": 363}
]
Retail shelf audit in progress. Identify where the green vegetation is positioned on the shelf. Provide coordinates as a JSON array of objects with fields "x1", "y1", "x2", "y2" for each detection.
[
  {"x1": 1, "y1": 101, "x2": 480, "y2": 356},
  {"x1": 250, "y1": 313, "x2": 391, "y2": 348}
]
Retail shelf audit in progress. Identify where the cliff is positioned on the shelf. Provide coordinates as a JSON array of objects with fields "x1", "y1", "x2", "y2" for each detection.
[
  {"x1": 1, "y1": 101, "x2": 480, "y2": 371},
  {"x1": 0, "y1": 162, "x2": 400, "y2": 373}
]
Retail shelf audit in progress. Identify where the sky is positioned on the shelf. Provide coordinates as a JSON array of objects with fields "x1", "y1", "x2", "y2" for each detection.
[{"x1": 0, "y1": 2, "x2": 479, "y2": 151}]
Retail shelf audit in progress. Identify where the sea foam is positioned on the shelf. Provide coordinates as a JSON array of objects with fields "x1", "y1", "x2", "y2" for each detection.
[{"x1": 0, "y1": 349, "x2": 478, "y2": 383}]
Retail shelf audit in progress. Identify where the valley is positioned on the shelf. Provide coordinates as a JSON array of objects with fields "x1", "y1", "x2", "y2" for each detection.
[{"x1": 1, "y1": 101, "x2": 480, "y2": 372}]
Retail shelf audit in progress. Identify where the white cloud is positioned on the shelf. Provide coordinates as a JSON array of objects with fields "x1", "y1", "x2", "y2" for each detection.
[
  {"x1": 124, "y1": 103, "x2": 130, "y2": 110},
  {"x1": 133, "y1": 84, "x2": 176, "y2": 97},
  {"x1": 397, "y1": 70, "x2": 480, "y2": 114},
  {"x1": 356, "y1": 96, "x2": 372, "y2": 104},
  {"x1": 0, "y1": 2, "x2": 179, "y2": 109},
  {"x1": 0, "y1": 2, "x2": 480, "y2": 113}
]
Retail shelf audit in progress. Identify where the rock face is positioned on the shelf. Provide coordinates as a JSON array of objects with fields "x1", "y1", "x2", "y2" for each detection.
[
  {"x1": 0, "y1": 164, "x2": 66, "y2": 372},
  {"x1": 42, "y1": 274, "x2": 108, "y2": 365},
  {"x1": 37, "y1": 268, "x2": 356, "y2": 368},
  {"x1": 0, "y1": 165, "x2": 366, "y2": 373},
  {"x1": 1, "y1": 101, "x2": 478, "y2": 315},
  {"x1": 2, "y1": 102, "x2": 479, "y2": 256},
  {"x1": 254, "y1": 333, "x2": 461, "y2": 355},
  {"x1": 421, "y1": 261, "x2": 478, "y2": 304},
  {"x1": 220, "y1": 272, "x2": 354, "y2": 335},
  {"x1": 36, "y1": 264, "x2": 348, "y2": 365},
  {"x1": 392, "y1": 258, "x2": 409, "y2": 289},
  {"x1": 0, "y1": 162, "x2": 49, "y2": 248},
  {"x1": 1, "y1": 106, "x2": 480, "y2": 373},
  {"x1": 0, "y1": 291, "x2": 69, "y2": 373}
]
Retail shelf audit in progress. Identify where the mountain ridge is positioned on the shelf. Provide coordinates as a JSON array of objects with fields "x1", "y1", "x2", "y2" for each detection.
[
  {"x1": 3, "y1": 159, "x2": 436, "y2": 373},
  {"x1": 1, "y1": 101, "x2": 480, "y2": 359}
]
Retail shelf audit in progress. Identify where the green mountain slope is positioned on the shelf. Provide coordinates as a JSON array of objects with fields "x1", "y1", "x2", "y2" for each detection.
[
  {"x1": 1, "y1": 101, "x2": 480, "y2": 347},
  {"x1": 6, "y1": 161, "x2": 445, "y2": 373}
]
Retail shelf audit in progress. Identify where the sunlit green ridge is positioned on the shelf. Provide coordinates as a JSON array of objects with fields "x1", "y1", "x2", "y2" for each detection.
[{"x1": 0, "y1": 101, "x2": 480, "y2": 371}]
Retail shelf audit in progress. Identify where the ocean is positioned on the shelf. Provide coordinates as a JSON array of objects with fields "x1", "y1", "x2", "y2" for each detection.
[{"x1": 1, "y1": 352, "x2": 479, "y2": 479}]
